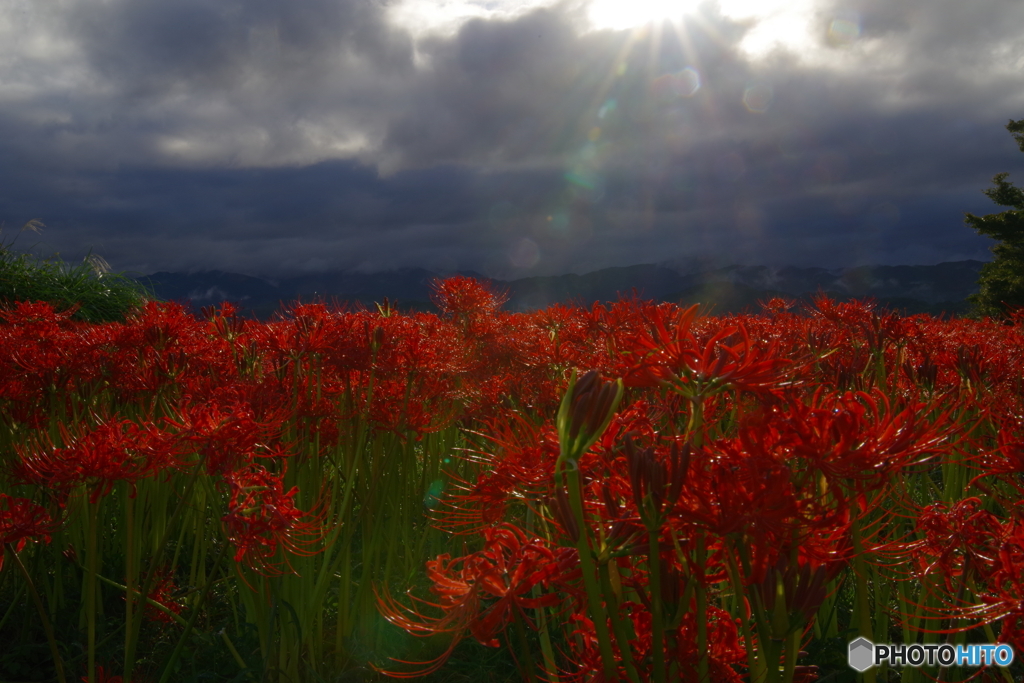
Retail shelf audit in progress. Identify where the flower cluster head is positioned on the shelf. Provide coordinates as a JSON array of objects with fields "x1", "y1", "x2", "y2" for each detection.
[
  {"x1": 15, "y1": 418, "x2": 182, "y2": 502},
  {"x1": 144, "y1": 570, "x2": 185, "y2": 625},
  {"x1": 221, "y1": 464, "x2": 323, "y2": 575},
  {"x1": 377, "y1": 524, "x2": 562, "y2": 676},
  {"x1": 0, "y1": 493, "x2": 57, "y2": 570}
]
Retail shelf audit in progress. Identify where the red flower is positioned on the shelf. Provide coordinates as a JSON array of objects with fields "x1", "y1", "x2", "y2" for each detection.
[
  {"x1": 163, "y1": 386, "x2": 291, "y2": 476},
  {"x1": 80, "y1": 665, "x2": 122, "y2": 683},
  {"x1": 377, "y1": 524, "x2": 561, "y2": 677},
  {"x1": 144, "y1": 570, "x2": 185, "y2": 625},
  {"x1": 437, "y1": 413, "x2": 560, "y2": 534},
  {"x1": 0, "y1": 494, "x2": 57, "y2": 570},
  {"x1": 619, "y1": 304, "x2": 795, "y2": 400},
  {"x1": 221, "y1": 464, "x2": 323, "y2": 575},
  {"x1": 430, "y1": 276, "x2": 508, "y2": 321},
  {"x1": 738, "y1": 388, "x2": 949, "y2": 487},
  {"x1": 15, "y1": 418, "x2": 182, "y2": 502}
]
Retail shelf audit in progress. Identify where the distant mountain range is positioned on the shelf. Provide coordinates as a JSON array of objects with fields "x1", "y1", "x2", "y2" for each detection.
[{"x1": 131, "y1": 260, "x2": 986, "y2": 320}]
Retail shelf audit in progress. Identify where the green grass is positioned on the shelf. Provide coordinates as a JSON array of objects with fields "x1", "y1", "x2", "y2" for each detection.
[{"x1": 0, "y1": 220, "x2": 159, "y2": 324}]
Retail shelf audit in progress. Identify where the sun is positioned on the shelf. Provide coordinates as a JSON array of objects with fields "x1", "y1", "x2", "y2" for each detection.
[
  {"x1": 585, "y1": 0, "x2": 824, "y2": 59},
  {"x1": 587, "y1": 0, "x2": 700, "y2": 30}
]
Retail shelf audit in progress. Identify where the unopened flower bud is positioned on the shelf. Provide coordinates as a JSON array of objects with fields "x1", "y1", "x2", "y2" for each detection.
[{"x1": 556, "y1": 370, "x2": 624, "y2": 470}]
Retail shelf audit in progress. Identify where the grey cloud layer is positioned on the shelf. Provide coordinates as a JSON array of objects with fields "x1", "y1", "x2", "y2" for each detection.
[{"x1": 0, "y1": 0, "x2": 1020, "y2": 278}]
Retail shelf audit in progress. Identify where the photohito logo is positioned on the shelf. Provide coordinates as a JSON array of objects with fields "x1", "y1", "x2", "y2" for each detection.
[{"x1": 848, "y1": 637, "x2": 1015, "y2": 671}]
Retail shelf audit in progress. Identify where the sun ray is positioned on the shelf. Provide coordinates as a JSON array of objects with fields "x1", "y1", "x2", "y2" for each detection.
[{"x1": 587, "y1": 0, "x2": 701, "y2": 31}]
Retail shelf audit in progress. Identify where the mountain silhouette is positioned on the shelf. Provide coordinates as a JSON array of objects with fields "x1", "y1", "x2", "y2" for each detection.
[{"x1": 132, "y1": 260, "x2": 985, "y2": 320}]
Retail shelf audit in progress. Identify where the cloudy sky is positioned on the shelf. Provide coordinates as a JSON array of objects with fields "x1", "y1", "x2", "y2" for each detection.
[{"x1": 1, "y1": 0, "x2": 1022, "y2": 279}]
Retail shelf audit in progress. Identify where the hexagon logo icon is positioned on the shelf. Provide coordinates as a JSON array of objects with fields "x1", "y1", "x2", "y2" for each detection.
[{"x1": 849, "y1": 637, "x2": 875, "y2": 672}]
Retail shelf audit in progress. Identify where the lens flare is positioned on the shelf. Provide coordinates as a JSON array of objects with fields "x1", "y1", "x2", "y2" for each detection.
[
  {"x1": 652, "y1": 67, "x2": 701, "y2": 102},
  {"x1": 827, "y1": 16, "x2": 861, "y2": 47},
  {"x1": 742, "y1": 84, "x2": 773, "y2": 113},
  {"x1": 509, "y1": 237, "x2": 541, "y2": 268}
]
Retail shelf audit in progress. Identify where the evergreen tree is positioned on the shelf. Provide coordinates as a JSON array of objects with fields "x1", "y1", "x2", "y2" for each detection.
[{"x1": 966, "y1": 118, "x2": 1024, "y2": 318}]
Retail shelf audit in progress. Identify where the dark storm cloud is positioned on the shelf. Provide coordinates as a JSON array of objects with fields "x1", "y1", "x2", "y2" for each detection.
[
  {"x1": 67, "y1": 0, "x2": 413, "y2": 93},
  {"x1": 380, "y1": 5, "x2": 756, "y2": 168},
  {"x1": 0, "y1": 156, "x2": 565, "y2": 276},
  {"x1": 0, "y1": 0, "x2": 1021, "y2": 278},
  {"x1": 0, "y1": 0, "x2": 417, "y2": 171}
]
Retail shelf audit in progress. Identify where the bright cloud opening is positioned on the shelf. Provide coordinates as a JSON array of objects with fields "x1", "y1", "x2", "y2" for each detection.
[{"x1": 587, "y1": 0, "x2": 701, "y2": 30}]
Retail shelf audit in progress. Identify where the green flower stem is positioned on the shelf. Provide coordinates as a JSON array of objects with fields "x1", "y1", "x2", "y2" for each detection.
[
  {"x1": 8, "y1": 544, "x2": 67, "y2": 683},
  {"x1": 739, "y1": 542, "x2": 780, "y2": 683},
  {"x1": 220, "y1": 628, "x2": 251, "y2": 677},
  {"x1": 897, "y1": 571, "x2": 915, "y2": 649},
  {"x1": 157, "y1": 540, "x2": 229, "y2": 683},
  {"x1": 816, "y1": 576, "x2": 842, "y2": 641},
  {"x1": 123, "y1": 458, "x2": 207, "y2": 683},
  {"x1": 533, "y1": 597, "x2": 559, "y2": 683},
  {"x1": 564, "y1": 464, "x2": 618, "y2": 682},
  {"x1": 781, "y1": 629, "x2": 801, "y2": 683},
  {"x1": 333, "y1": 363, "x2": 376, "y2": 669},
  {"x1": 85, "y1": 495, "x2": 99, "y2": 683},
  {"x1": 871, "y1": 562, "x2": 890, "y2": 682},
  {"x1": 512, "y1": 607, "x2": 538, "y2": 683},
  {"x1": 686, "y1": 397, "x2": 705, "y2": 449},
  {"x1": 123, "y1": 489, "x2": 137, "y2": 678},
  {"x1": 526, "y1": 503, "x2": 560, "y2": 683},
  {"x1": 91, "y1": 573, "x2": 190, "y2": 627},
  {"x1": 597, "y1": 560, "x2": 641, "y2": 683},
  {"x1": 724, "y1": 547, "x2": 763, "y2": 682},
  {"x1": 646, "y1": 523, "x2": 665, "y2": 683},
  {"x1": 937, "y1": 556, "x2": 973, "y2": 683},
  {"x1": 851, "y1": 518, "x2": 876, "y2": 683},
  {"x1": 696, "y1": 589, "x2": 711, "y2": 682}
]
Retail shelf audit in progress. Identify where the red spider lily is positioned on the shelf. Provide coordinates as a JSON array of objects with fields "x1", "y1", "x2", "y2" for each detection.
[
  {"x1": 523, "y1": 303, "x2": 609, "y2": 375},
  {"x1": 430, "y1": 276, "x2": 508, "y2": 322},
  {"x1": 81, "y1": 665, "x2": 122, "y2": 683},
  {"x1": 376, "y1": 524, "x2": 562, "y2": 677},
  {"x1": 666, "y1": 606, "x2": 748, "y2": 683},
  {"x1": 162, "y1": 385, "x2": 292, "y2": 476},
  {"x1": 280, "y1": 302, "x2": 339, "y2": 358},
  {"x1": 0, "y1": 299, "x2": 78, "y2": 326},
  {"x1": 0, "y1": 494, "x2": 57, "y2": 571},
  {"x1": 0, "y1": 301, "x2": 114, "y2": 420},
  {"x1": 201, "y1": 301, "x2": 247, "y2": 339},
  {"x1": 909, "y1": 498, "x2": 1009, "y2": 630},
  {"x1": 948, "y1": 520, "x2": 1024, "y2": 647},
  {"x1": 955, "y1": 344, "x2": 989, "y2": 387},
  {"x1": 221, "y1": 464, "x2": 324, "y2": 575},
  {"x1": 673, "y1": 440, "x2": 804, "y2": 582},
  {"x1": 914, "y1": 498, "x2": 1003, "y2": 580},
  {"x1": 436, "y1": 413, "x2": 560, "y2": 534},
  {"x1": 15, "y1": 418, "x2": 183, "y2": 502},
  {"x1": 143, "y1": 570, "x2": 185, "y2": 625},
  {"x1": 565, "y1": 605, "x2": 748, "y2": 683},
  {"x1": 737, "y1": 387, "x2": 950, "y2": 488},
  {"x1": 368, "y1": 374, "x2": 461, "y2": 438},
  {"x1": 809, "y1": 296, "x2": 891, "y2": 335},
  {"x1": 111, "y1": 300, "x2": 235, "y2": 398},
  {"x1": 971, "y1": 419, "x2": 1024, "y2": 501},
  {"x1": 901, "y1": 350, "x2": 939, "y2": 393},
  {"x1": 996, "y1": 613, "x2": 1024, "y2": 662},
  {"x1": 619, "y1": 304, "x2": 796, "y2": 400}
]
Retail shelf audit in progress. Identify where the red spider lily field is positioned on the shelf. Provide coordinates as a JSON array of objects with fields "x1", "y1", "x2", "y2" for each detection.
[{"x1": 2, "y1": 276, "x2": 1023, "y2": 683}]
